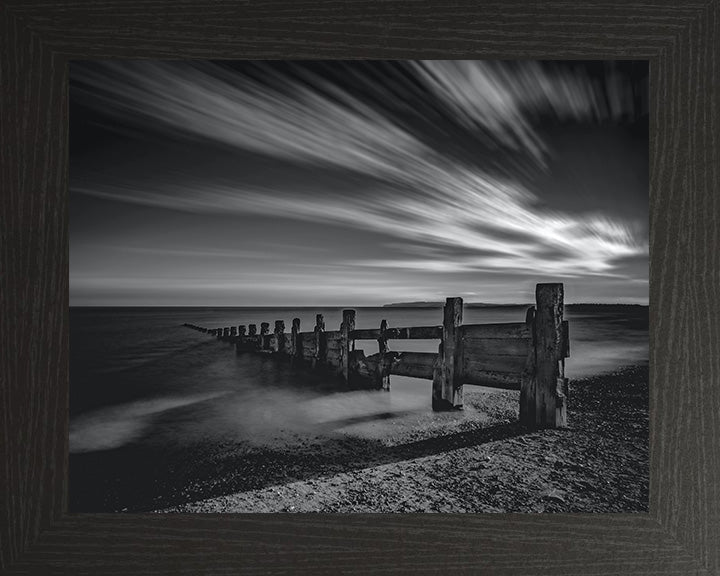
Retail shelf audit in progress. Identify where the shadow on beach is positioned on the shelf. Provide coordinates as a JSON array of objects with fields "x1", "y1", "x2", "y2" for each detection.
[
  {"x1": 69, "y1": 413, "x2": 525, "y2": 512},
  {"x1": 69, "y1": 365, "x2": 648, "y2": 514}
]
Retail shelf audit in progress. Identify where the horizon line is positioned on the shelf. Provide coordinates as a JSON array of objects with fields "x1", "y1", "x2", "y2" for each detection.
[{"x1": 69, "y1": 301, "x2": 650, "y2": 308}]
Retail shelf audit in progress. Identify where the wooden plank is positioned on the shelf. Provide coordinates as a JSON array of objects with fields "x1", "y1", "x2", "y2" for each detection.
[
  {"x1": 463, "y1": 354, "x2": 527, "y2": 376},
  {"x1": 349, "y1": 350, "x2": 383, "y2": 384},
  {"x1": 299, "y1": 332, "x2": 317, "y2": 359},
  {"x1": 325, "y1": 339, "x2": 342, "y2": 350},
  {"x1": 462, "y1": 337, "x2": 531, "y2": 357},
  {"x1": 461, "y1": 322, "x2": 531, "y2": 340},
  {"x1": 265, "y1": 335, "x2": 276, "y2": 352},
  {"x1": 350, "y1": 351, "x2": 378, "y2": 379},
  {"x1": 325, "y1": 349, "x2": 341, "y2": 367},
  {"x1": 324, "y1": 330, "x2": 341, "y2": 342},
  {"x1": 388, "y1": 352, "x2": 437, "y2": 380},
  {"x1": 350, "y1": 325, "x2": 442, "y2": 340},
  {"x1": 462, "y1": 370, "x2": 523, "y2": 390},
  {"x1": 350, "y1": 328, "x2": 382, "y2": 340},
  {"x1": 385, "y1": 325, "x2": 443, "y2": 340}
]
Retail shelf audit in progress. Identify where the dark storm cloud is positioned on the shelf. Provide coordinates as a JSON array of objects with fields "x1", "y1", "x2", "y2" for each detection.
[{"x1": 70, "y1": 60, "x2": 648, "y2": 305}]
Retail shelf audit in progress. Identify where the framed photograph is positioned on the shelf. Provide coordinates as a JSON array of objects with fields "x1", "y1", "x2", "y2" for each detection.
[{"x1": 1, "y1": 2, "x2": 718, "y2": 575}]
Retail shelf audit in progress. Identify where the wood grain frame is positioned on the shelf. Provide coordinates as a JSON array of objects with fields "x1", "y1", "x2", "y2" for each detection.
[{"x1": 1, "y1": 1, "x2": 718, "y2": 574}]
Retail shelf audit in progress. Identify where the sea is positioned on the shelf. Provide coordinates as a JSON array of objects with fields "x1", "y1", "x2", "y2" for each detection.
[{"x1": 69, "y1": 304, "x2": 648, "y2": 511}]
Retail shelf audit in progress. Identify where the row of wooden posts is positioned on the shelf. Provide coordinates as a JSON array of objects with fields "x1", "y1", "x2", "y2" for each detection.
[{"x1": 183, "y1": 283, "x2": 570, "y2": 429}]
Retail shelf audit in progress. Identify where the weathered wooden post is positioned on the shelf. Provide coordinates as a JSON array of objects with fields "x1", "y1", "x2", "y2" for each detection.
[
  {"x1": 230, "y1": 326, "x2": 237, "y2": 338},
  {"x1": 291, "y1": 318, "x2": 301, "y2": 363},
  {"x1": 377, "y1": 319, "x2": 390, "y2": 390},
  {"x1": 274, "y1": 320, "x2": 285, "y2": 353},
  {"x1": 520, "y1": 283, "x2": 567, "y2": 429},
  {"x1": 248, "y1": 324, "x2": 258, "y2": 350},
  {"x1": 314, "y1": 314, "x2": 325, "y2": 368},
  {"x1": 235, "y1": 326, "x2": 247, "y2": 354},
  {"x1": 432, "y1": 297, "x2": 463, "y2": 411},
  {"x1": 216, "y1": 328, "x2": 223, "y2": 340},
  {"x1": 339, "y1": 310, "x2": 356, "y2": 384},
  {"x1": 223, "y1": 327, "x2": 230, "y2": 340},
  {"x1": 260, "y1": 322, "x2": 270, "y2": 350}
]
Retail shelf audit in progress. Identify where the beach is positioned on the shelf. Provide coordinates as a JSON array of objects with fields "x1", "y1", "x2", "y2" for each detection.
[
  {"x1": 69, "y1": 306, "x2": 648, "y2": 514},
  {"x1": 156, "y1": 365, "x2": 648, "y2": 514}
]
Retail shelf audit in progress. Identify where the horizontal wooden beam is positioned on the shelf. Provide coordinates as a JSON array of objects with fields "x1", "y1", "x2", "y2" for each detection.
[
  {"x1": 349, "y1": 328, "x2": 382, "y2": 340},
  {"x1": 350, "y1": 325, "x2": 442, "y2": 340},
  {"x1": 462, "y1": 370, "x2": 523, "y2": 390},
  {"x1": 387, "y1": 351, "x2": 437, "y2": 379},
  {"x1": 463, "y1": 352, "x2": 527, "y2": 375},
  {"x1": 462, "y1": 337, "x2": 531, "y2": 357},
  {"x1": 461, "y1": 322, "x2": 530, "y2": 340}
]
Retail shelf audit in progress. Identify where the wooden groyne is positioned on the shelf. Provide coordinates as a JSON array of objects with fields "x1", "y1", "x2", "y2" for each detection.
[{"x1": 183, "y1": 283, "x2": 570, "y2": 429}]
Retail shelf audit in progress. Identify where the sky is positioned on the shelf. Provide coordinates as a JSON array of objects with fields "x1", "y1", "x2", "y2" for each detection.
[{"x1": 70, "y1": 60, "x2": 648, "y2": 307}]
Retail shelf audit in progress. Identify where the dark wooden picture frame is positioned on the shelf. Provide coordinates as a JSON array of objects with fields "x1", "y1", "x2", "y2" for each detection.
[{"x1": 1, "y1": 1, "x2": 718, "y2": 574}]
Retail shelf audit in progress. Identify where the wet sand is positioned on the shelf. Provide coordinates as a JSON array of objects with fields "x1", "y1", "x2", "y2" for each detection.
[{"x1": 156, "y1": 365, "x2": 648, "y2": 513}]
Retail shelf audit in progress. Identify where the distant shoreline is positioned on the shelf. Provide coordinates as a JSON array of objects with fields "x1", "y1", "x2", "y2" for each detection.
[
  {"x1": 383, "y1": 302, "x2": 649, "y2": 309},
  {"x1": 69, "y1": 302, "x2": 649, "y2": 310}
]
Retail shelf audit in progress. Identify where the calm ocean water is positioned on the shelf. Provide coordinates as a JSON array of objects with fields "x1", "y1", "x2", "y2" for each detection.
[{"x1": 69, "y1": 305, "x2": 647, "y2": 511}]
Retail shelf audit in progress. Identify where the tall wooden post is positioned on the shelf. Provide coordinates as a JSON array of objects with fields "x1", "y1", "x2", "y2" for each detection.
[
  {"x1": 340, "y1": 309, "x2": 356, "y2": 384},
  {"x1": 230, "y1": 326, "x2": 237, "y2": 337},
  {"x1": 274, "y1": 320, "x2": 285, "y2": 353},
  {"x1": 521, "y1": 283, "x2": 567, "y2": 429},
  {"x1": 248, "y1": 324, "x2": 258, "y2": 350},
  {"x1": 235, "y1": 325, "x2": 247, "y2": 354},
  {"x1": 377, "y1": 319, "x2": 390, "y2": 390},
  {"x1": 291, "y1": 318, "x2": 301, "y2": 363},
  {"x1": 260, "y1": 322, "x2": 270, "y2": 351},
  {"x1": 432, "y1": 297, "x2": 463, "y2": 411},
  {"x1": 314, "y1": 314, "x2": 325, "y2": 368}
]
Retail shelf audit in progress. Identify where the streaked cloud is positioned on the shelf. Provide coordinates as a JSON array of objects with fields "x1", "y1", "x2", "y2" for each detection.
[
  {"x1": 70, "y1": 60, "x2": 647, "y2": 305},
  {"x1": 74, "y1": 171, "x2": 646, "y2": 280},
  {"x1": 411, "y1": 61, "x2": 636, "y2": 164},
  {"x1": 72, "y1": 61, "x2": 427, "y2": 182}
]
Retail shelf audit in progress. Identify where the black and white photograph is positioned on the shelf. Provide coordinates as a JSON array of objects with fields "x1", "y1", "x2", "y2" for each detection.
[{"x1": 69, "y1": 60, "x2": 649, "y2": 513}]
